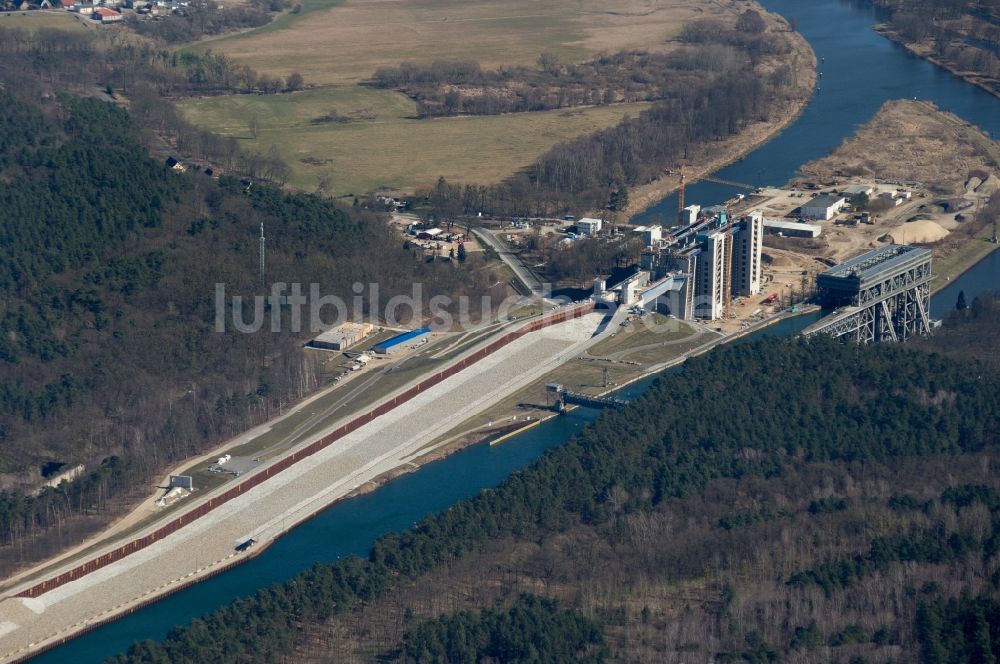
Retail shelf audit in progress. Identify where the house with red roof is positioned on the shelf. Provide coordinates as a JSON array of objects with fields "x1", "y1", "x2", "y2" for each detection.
[{"x1": 93, "y1": 6, "x2": 122, "y2": 21}]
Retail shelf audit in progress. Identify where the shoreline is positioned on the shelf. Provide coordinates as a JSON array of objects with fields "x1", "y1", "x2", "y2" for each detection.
[
  {"x1": 626, "y1": 14, "x2": 818, "y2": 218},
  {"x1": 931, "y1": 241, "x2": 1000, "y2": 297},
  {"x1": 0, "y1": 305, "x2": 605, "y2": 662},
  {"x1": 873, "y1": 25, "x2": 1000, "y2": 104}
]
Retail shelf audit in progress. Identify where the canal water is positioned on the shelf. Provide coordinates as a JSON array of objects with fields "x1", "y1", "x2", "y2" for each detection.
[
  {"x1": 33, "y1": 0, "x2": 999, "y2": 660},
  {"x1": 933, "y1": 249, "x2": 1000, "y2": 318}
]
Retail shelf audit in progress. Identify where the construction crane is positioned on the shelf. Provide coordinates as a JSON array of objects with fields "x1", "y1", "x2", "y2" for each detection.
[
  {"x1": 677, "y1": 161, "x2": 686, "y2": 223},
  {"x1": 701, "y1": 175, "x2": 756, "y2": 190}
]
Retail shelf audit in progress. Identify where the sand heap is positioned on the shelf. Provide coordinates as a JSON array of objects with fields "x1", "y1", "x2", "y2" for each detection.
[{"x1": 887, "y1": 220, "x2": 950, "y2": 244}]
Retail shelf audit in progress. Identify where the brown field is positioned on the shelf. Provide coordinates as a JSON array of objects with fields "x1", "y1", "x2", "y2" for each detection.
[{"x1": 197, "y1": 0, "x2": 740, "y2": 85}]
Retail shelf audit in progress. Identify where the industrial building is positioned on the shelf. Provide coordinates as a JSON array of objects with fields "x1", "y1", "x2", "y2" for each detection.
[
  {"x1": 693, "y1": 230, "x2": 728, "y2": 319},
  {"x1": 804, "y1": 244, "x2": 933, "y2": 343},
  {"x1": 659, "y1": 275, "x2": 693, "y2": 319},
  {"x1": 372, "y1": 328, "x2": 431, "y2": 354},
  {"x1": 842, "y1": 184, "x2": 875, "y2": 198},
  {"x1": 592, "y1": 266, "x2": 650, "y2": 306},
  {"x1": 632, "y1": 225, "x2": 662, "y2": 247},
  {"x1": 730, "y1": 210, "x2": 763, "y2": 297},
  {"x1": 636, "y1": 208, "x2": 766, "y2": 321},
  {"x1": 681, "y1": 204, "x2": 700, "y2": 225},
  {"x1": 801, "y1": 194, "x2": 847, "y2": 220},
  {"x1": 576, "y1": 217, "x2": 603, "y2": 236},
  {"x1": 310, "y1": 322, "x2": 374, "y2": 351},
  {"x1": 763, "y1": 218, "x2": 823, "y2": 238}
]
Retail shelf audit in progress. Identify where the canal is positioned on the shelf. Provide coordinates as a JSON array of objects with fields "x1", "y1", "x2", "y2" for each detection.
[
  {"x1": 34, "y1": 0, "x2": 1000, "y2": 660},
  {"x1": 34, "y1": 312, "x2": 820, "y2": 664}
]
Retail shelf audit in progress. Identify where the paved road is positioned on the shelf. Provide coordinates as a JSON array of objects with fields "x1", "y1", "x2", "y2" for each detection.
[{"x1": 471, "y1": 228, "x2": 551, "y2": 300}]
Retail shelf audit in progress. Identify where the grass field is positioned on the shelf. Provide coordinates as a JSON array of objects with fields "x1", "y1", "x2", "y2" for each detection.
[
  {"x1": 179, "y1": 86, "x2": 651, "y2": 194},
  {"x1": 0, "y1": 10, "x2": 89, "y2": 31},
  {"x1": 197, "y1": 0, "x2": 722, "y2": 85}
]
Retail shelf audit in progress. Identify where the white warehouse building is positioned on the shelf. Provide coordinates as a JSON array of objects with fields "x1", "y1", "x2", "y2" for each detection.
[{"x1": 801, "y1": 194, "x2": 847, "y2": 220}]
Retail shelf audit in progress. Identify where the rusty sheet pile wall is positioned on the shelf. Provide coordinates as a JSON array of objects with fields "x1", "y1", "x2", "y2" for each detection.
[{"x1": 15, "y1": 303, "x2": 595, "y2": 599}]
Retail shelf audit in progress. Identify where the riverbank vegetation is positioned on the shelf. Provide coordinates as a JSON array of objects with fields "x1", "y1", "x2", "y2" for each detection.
[
  {"x1": 109, "y1": 317, "x2": 1000, "y2": 662},
  {"x1": 368, "y1": 14, "x2": 790, "y2": 119},
  {"x1": 874, "y1": 0, "x2": 1000, "y2": 97}
]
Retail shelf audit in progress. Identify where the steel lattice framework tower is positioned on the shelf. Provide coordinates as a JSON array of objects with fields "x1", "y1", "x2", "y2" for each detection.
[{"x1": 803, "y1": 244, "x2": 933, "y2": 343}]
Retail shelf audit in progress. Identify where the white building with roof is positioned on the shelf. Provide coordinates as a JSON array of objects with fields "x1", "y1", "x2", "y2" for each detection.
[
  {"x1": 310, "y1": 322, "x2": 374, "y2": 351},
  {"x1": 576, "y1": 217, "x2": 603, "y2": 236},
  {"x1": 802, "y1": 194, "x2": 846, "y2": 220}
]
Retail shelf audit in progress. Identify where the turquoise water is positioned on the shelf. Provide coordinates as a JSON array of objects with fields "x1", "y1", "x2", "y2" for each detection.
[{"x1": 32, "y1": 0, "x2": 1000, "y2": 658}]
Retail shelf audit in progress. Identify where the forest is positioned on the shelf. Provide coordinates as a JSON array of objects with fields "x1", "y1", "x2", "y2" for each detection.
[
  {"x1": 0, "y1": 26, "x2": 306, "y2": 183},
  {"x1": 0, "y1": 85, "x2": 505, "y2": 570},
  {"x1": 107, "y1": 323, "x2": 1000, "y2": 663}
]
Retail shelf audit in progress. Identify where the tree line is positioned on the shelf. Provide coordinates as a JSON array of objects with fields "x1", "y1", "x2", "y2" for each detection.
[
  {"x1": 0, "y1": 27, "x2": 304, "y2": 97},
  {"x1": 0, "y1": 26, "x2": 304, "y2": 184},
  {"x1": 369, "y1": 10, "x2": 786, "y2": 119},
  {"x1": 874, "y1": 0, "x2": 1000, "y2": 84},
  {"x1": 127, "y1": 0, "x2": 291, "y2": 44}
]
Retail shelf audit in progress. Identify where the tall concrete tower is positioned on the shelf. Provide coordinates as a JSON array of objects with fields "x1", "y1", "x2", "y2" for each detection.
[
  {"x1": 694, "y1": 230, "x2": 727, "y2": 320},
  {"x1": 731, "y1": 210, "x2": 763, "y2": 297}
]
